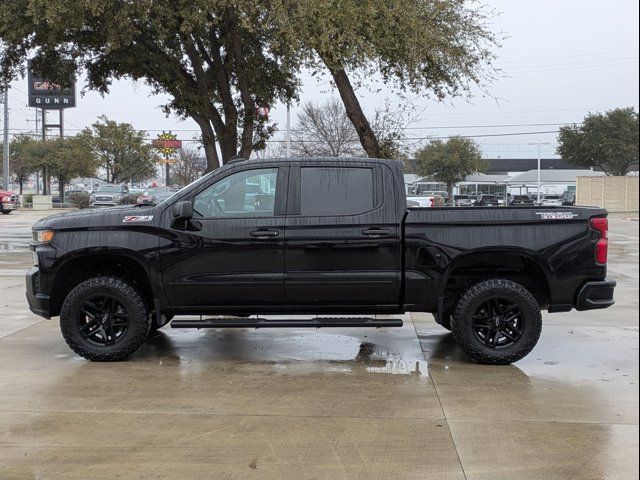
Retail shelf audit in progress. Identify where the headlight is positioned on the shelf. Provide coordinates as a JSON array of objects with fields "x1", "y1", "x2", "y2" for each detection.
[
  {"x1": 2, "y1": 196, "x2": 11, "y2": 202},
  {"x1": 34, "y1": 230, "x2": 55, "y2": 243}
]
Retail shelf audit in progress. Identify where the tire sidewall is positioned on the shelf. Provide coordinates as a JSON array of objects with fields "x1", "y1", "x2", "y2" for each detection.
[
  {"x1": 60, "y1": 277, "x2": 149, "y2": 360},
  {"x1": 452, "y1": 280, "x2": 542, "y2": 364}
]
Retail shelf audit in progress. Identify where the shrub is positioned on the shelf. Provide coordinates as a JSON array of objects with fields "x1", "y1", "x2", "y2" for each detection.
[{"x1": 69, "y1": 191, "x2": 91, "y2": 209}]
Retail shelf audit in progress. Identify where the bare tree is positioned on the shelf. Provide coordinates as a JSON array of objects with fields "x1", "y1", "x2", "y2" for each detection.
[
  {"x1": 370, "y1": 100, "x2": 421, "y2": 160},
  {"x1": 292, "y1": 98, "x2": 362, "y2": 157},
  {"x1": 173, "y1": 148, "x2": 207, "y2": 186}
]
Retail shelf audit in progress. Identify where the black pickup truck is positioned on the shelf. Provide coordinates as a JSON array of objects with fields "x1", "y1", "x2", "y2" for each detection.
[{"x1": 26, "y1": 157, "x2": 615, "y2": 364}]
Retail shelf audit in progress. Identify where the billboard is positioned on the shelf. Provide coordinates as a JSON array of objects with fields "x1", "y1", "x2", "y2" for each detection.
[{"x1": 27, "y1": 62, "x2": 76, "y2": 109}]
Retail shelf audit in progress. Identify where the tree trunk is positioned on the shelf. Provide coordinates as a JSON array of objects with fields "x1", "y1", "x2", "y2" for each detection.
[
  {"x1": 42, "y1": 168, "x2": 50, "y2": 195},
  {"x1": 447, "y1": 182, "x2": 454, "y2": 205},
  {"x1": 328, "y1": 66, "x2": 382, "y2": 158},
  {"x1": 58, "y1": 178, "x2": 65, "y2": 203},
  {"x1": 19, "y1": 179, "x2": 23, "y2": 195},
  {"x1": 219, "y1": 130, "x2": 238, "y2": 164},
  {"x1": 194, "y1": 116, "x2": 221, "y2": 172}
]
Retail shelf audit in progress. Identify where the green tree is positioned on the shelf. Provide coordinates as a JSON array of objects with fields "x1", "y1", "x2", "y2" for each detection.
[
  {"x1": 48, "y1": 136, "x2": 98, "y2": 201},
  {"x1": 415, "y1": 136, "x2": 487, "y2": 202},
  {"x1": 78, "y1": 116, "x2": 155, "y2": 184},
  {"x1": 6, "y1": 135, "x2": 39, "y2": 194},
  {"x1": 0, "y1": 0, "x2": 300, "y2": 170},
  {"x1": 7, "y1": 135, "x2": 98, "y2": 197},
  {"x1": 8, "y1": 136, "x2": 54, "y2": 194},
  {"x1": 276, "y1": 0, "x2": 498, "y2": 158},
  {"x1": 557, "y1": 107, "x2": 639, "y2": 176},
  {"x1": 1, "y1": 0, "x2": 497, "y2": 167}
]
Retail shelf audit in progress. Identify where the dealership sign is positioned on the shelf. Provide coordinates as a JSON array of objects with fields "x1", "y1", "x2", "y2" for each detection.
[
  {"x1": 153, "y1": 132, "x2": 182, "y2": 164},
  {"x1": 27, "y1": 62, "x2": 76, "y2": 109}
]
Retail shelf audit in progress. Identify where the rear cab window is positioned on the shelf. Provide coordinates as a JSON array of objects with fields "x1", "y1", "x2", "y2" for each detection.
[{"x1": 299, "y1": 167, "x2": 376, "y2": 216}]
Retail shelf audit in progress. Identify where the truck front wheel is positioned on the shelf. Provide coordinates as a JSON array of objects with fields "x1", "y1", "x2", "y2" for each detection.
[
  {"x1": 60, "y1": 276, "x2": 151, "y2": 361},
  {"x1": 451, "y1": 279, "x2": 542, "y2": 365}
]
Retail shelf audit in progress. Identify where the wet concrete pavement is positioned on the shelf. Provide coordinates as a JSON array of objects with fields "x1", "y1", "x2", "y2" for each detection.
[{"x1": 0, "y1": 210, "x2": 638, "y2": 479}]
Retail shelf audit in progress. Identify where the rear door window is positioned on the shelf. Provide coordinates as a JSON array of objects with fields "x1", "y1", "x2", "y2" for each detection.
[{"x1": 300, "y1": 167, "x2": 375, "y2": 216}]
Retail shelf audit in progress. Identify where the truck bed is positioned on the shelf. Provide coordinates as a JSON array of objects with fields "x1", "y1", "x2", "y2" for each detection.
[{"x1": 402, "y1": 206, "x2": 608, "y2": 312}]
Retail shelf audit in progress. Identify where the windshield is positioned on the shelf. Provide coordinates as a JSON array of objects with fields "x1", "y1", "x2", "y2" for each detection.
[
  {"x1": 97, "y1": 185, "x2": 122, "y2": 193},
  {"x1": 155, "y1": 171, "x2": 217, "y2": 206}
]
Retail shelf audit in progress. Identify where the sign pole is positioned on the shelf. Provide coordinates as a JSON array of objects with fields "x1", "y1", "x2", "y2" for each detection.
[
  {"x1": 41, "y1": 108, "x2": 48, "y2": 195},
  {"x1": 2, "y1": 89, "x2": 9, "y2": 190}
]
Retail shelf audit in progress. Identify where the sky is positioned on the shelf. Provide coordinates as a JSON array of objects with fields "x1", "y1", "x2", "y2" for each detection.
[{"x1": 4, "y1": 0, "x2": 640, "y2": 160}]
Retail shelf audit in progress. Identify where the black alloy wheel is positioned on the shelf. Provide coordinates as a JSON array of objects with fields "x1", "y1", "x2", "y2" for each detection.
[
  {"x1": 60, "y1": 276, "x2": 151, "y2": 361},
  {"x1": 78, "y1": 295, "x2": 130, "y2": 346},
  {"x1": 471, "y1": 298, "x2": 524, "y2": 349},
  {"x1": 451, "y1": 279, "x2": 542, "y2": 365}
]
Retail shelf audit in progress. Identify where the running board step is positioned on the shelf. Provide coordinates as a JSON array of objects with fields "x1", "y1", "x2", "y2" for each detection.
[{"x1": 170, "y1": 317, "x2": 403, "y2": 329}]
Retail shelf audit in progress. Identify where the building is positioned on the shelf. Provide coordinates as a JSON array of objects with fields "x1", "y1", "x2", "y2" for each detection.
[
  {"x1": 403, "y1": 157, "x2": 588, "y2": 176},
  {"x1": 405, "y1": 169, "x2": 605, "y2": 198},
  {"x1": 506, "y1": 169, "x2": 605, "y2": 195}
]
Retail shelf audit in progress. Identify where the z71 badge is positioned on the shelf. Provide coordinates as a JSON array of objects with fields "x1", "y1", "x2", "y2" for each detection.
[
  {"x1": 122, "y1": 215, "x2": 154, "y2": 223},
  {"x1": 535, "y1": 212, "x2": 577, "y2": 220}
]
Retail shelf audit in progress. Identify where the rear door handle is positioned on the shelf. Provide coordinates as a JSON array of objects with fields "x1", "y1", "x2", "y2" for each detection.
[
  {"x1": 250, "y1": 229, "x2": 279, "y2": 238},
  {"x1": 361, "y1": 228, "x2": 391, "y2": 238}
]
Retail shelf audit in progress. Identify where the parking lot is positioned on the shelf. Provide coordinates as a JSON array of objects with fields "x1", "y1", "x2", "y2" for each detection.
[{"x1": 0, "y1": 210, "x2": 638, "y2": 480}]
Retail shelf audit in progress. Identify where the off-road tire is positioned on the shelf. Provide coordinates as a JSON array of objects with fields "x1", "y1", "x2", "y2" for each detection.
[
  {"x1": 60, "y1": 276, "x2": 150, "y2": 361},
  {"x1": 451, "y1": 279, "x2": 542, "y2": 365}
]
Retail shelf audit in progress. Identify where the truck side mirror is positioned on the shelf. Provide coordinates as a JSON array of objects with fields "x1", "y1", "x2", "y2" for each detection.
[{"x1": 172, "y1": 201, "x2": 193, "y2": 221}]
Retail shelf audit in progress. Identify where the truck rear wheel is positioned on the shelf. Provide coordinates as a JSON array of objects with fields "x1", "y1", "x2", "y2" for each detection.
[
  {"x1": 451, "y1": 279, "x2": 542, "y2": 365},
  {"x1": 60, "y1": 276, "x2": 151, "y2": 361}
]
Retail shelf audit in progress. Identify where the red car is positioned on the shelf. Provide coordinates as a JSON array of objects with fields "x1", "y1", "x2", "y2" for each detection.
[{"x1": 0, "y1": 189, "x2": 19, "y2": 214}]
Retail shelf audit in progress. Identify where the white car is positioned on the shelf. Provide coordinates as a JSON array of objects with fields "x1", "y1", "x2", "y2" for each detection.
[
  {"x1": 407, "y1": 196, "x2": 434, "y2": 208},
  {"x1": 541, "y1": 195, "x2": 563, "y2": 206}
]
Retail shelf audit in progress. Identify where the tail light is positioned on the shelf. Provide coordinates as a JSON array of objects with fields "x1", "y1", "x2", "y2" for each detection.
[{"x1": 590, "y1": 217, "x2": 608, "y2": 265}]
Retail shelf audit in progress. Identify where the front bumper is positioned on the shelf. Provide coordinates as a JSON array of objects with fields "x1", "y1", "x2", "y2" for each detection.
[
  {"x1": 25, "y1": 267, "x2": 51, "y2": 319},
  {"x1": 575, "y1": 279, "x2": 616, "y2": 311},
  {"x1": 1, "y1": 202, "x2": 18, "y2": 210}
]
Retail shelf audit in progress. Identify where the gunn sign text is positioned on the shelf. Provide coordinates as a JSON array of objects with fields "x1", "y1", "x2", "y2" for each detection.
[{"x1": 27, "y1": 65, "x2": 76, "y2": 110}]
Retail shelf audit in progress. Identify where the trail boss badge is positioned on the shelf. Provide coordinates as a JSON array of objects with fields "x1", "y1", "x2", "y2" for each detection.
[
  {"x1": 122, "y1": 215, "x2": 154, "y2": 223},
  {"x1": 535, "y1": 212, "x2": 577, "y2": 220}
]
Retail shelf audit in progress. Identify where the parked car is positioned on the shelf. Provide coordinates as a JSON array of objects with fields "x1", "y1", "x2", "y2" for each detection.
[
  {"x1": 136, "y1": 188, "x2": 174, "y2": 206},
  {"x1": 473, "y1": 194, "x2": 500, "y2": 207},
  {"x1": 453, "y1": 194, "x2": 474, "y2": 207},
  {"x1": 27, "y1": 157, "x2": 615, "y2": 365},
  {"x1": 90, "y1": 184, "x2": 131, "y2": 207},
  {"x1": 406, "y1": 195, "x2": 434, "y2": 208},
  {"x1": 0, "y1": 189, "x2": 19, "y2": 214},
  {"x1": 423, "y1": 190, "x2": 450, "y2": 203},
  {"x1": 541, "y1": 194, "x2": 563, "y2": 207},
  {"x1": 510, "y1": 195, "x2": 534, "y2": 206},
  {"x1": 562, "y1": 191, "x2": 576, "y2": 206}
]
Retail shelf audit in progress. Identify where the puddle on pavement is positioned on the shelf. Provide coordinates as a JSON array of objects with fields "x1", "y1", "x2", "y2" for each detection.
[{"x1": 143, "y1": 329, "x2": 429, "y2": 377}]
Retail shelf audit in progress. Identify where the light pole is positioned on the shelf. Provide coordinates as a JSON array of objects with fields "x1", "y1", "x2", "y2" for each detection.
[
  {"x1": 1, "y1": 89, "x2": 8, "y2": 190},
  {"x1": 286, "y1": 102, "x2": 291, "y2": 157},
  {"x1": 529, "y1": 142, "x2": 551, "y2": 204}
]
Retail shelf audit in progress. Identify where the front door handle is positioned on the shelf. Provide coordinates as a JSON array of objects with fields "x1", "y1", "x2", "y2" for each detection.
[
  {"x1": 361, "y1": 228, "x2": 391, "y2": 238},
  {"x1": 250, "y1": 229, "x2": 279, "y2": 238}
]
